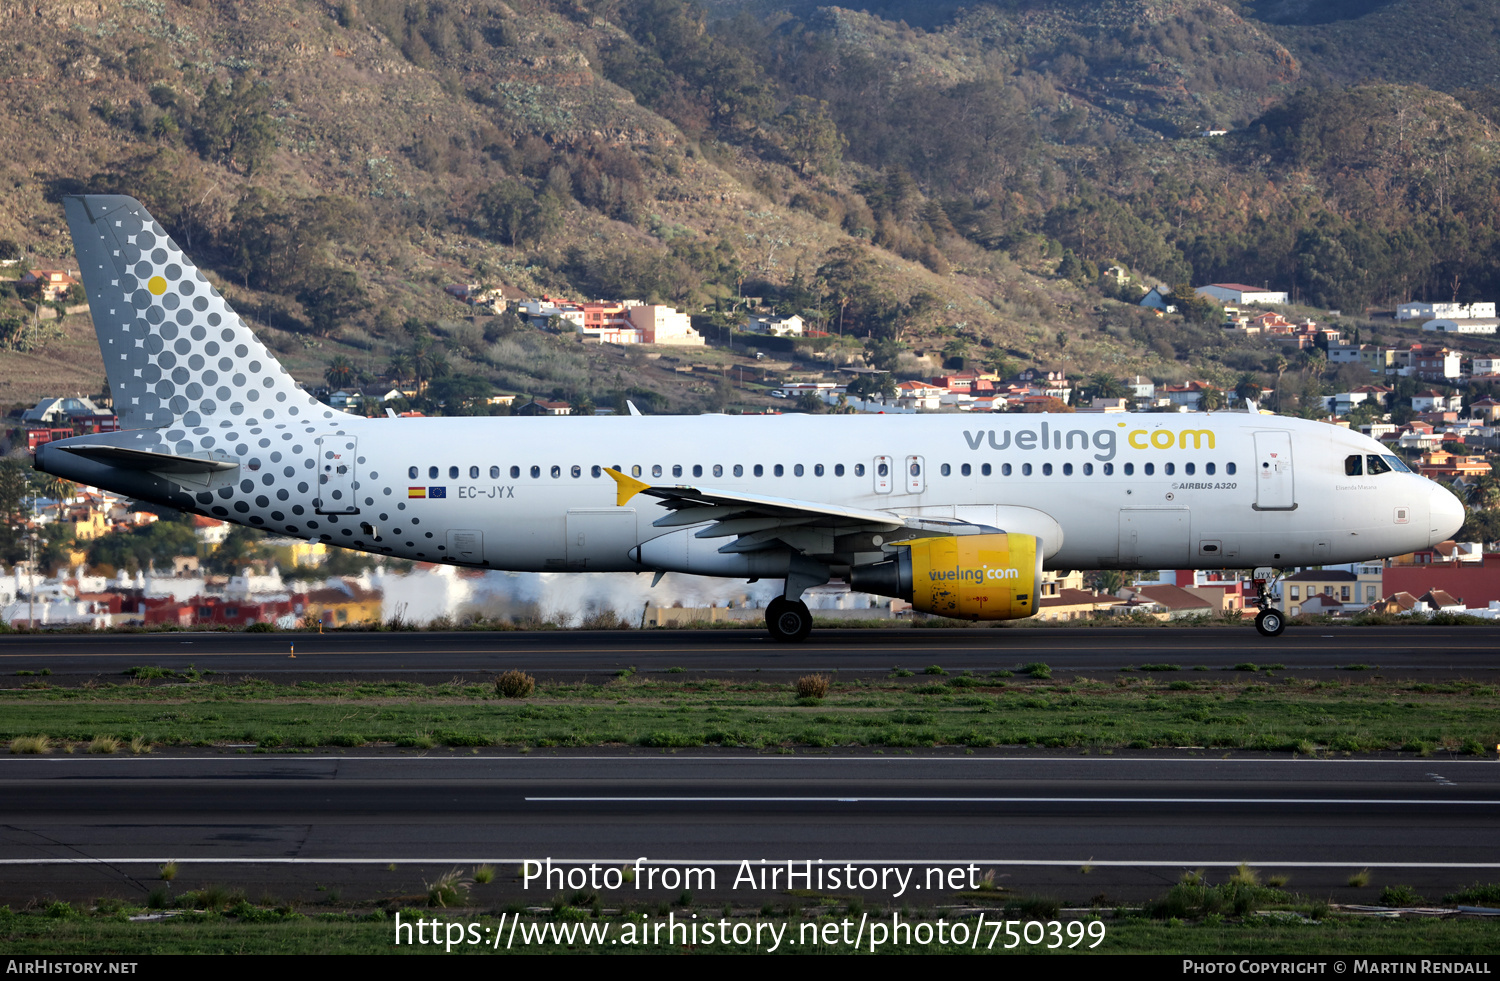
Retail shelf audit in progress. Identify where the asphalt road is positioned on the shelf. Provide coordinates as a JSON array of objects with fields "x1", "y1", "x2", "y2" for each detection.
[
  {"x1": 2, "y1": 753, "x2": 1496, "y2": 906},
  {"x1": 1, "y1": 625, "x2": 1497, "y2": 682}
]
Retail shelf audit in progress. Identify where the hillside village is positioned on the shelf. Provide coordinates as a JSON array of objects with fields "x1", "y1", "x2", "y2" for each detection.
[{"x1": 6, "y1": 273, "x2": 1500, "y2": 631}]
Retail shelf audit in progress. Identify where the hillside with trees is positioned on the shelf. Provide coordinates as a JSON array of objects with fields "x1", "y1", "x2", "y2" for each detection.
[{"x1": 0, "y1": 0, "x2": 1497, "y2": 415}]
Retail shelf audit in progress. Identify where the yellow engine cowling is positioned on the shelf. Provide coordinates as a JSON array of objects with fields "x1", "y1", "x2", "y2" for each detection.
[{"x1": 849, "y1": 533, "x2": 1043, "y2": 621}]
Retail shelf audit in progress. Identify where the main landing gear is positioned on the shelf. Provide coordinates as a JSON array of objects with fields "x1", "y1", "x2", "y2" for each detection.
[
  {"x1": 1251, "y1": 567, "x2": 1286, "y2": 637},
  {"x1": 765, "y1": 596, "x2": 813, "y2": 643}
]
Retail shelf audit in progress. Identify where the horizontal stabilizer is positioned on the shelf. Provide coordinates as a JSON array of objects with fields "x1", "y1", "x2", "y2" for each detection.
[{"x1": 57, "y1": 444, "x2": 240, "y2": 474}]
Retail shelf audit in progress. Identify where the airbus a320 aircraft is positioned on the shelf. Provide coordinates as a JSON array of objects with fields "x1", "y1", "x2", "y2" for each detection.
[{"x1": 35, "y1": 195, "x2": 1464, "y2": 640}]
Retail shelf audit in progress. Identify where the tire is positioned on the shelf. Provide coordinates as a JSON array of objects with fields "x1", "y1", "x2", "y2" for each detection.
[
  {"x1": 766, "y1": 597, "x2": 813, "y2": 643},
  {"x1": 1255, "y1": 608, "x2": 1286, "y2": 638}
]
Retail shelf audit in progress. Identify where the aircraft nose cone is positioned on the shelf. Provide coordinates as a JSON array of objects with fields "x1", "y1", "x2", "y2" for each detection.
[{"x1": 1429, "y1": 485, "x2": 1465, "y2": 544}]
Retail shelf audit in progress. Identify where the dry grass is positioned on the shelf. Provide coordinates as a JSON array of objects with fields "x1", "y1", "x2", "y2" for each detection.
[
  {"x1": 87, "y1": 736, "x2": 120, "y2": 754},
  {"x1": 795, "y1": 674, "x2": 831, "y2": 700},
  {"x1": 494, "y1": 670, "x2": 535, "y2": 699},
  {"x1": 10, "y1": 735, "x2": 51, "y2": 754}
]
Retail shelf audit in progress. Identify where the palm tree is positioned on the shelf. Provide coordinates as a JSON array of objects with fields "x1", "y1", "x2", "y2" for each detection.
[
  {"x1": 1197, "y1": 387, "x2": 1227, "y2": 413},
  {"x1": 1234, "y1": 372, "x2": 1263, "y2": 406},
  {"x1": 324, "y1": 355, "x2": 356, "y2": 391},
  {"x1": 384, "y1": 352, "x2": 413, "y2": 392},
  {"x1": 1088, "y1": 372, "x2": 1128, "y2": 400}
]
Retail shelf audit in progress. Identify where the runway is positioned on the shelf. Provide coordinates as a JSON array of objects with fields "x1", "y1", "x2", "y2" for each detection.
[
  {"x1": 2, "y1": 753, "x2": 1496, "y2": 906},
  {"x1": 1, "y1": 625, "x2": 1498, "y2": 682}
]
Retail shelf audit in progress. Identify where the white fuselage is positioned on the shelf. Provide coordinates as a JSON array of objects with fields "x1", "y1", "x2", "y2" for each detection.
[{"x1": 277, "y1": 411, "x2": 1459, "y2": 574}]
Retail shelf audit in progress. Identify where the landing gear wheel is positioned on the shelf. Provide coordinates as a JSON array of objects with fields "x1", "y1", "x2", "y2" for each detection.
[
  {"x1": 1255, "y1": 608, "x2": 1286, "y2": 638},
  {"x1": 766, "y1": 597, "x2": 813, "y2": 643}
]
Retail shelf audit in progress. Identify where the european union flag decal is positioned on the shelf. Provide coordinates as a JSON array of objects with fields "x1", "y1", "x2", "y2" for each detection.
[{"x1": 428, "y1": 486, "x2": 447, "y2": 499}]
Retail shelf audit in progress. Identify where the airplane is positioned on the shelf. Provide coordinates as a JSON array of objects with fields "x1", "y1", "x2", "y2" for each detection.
[{"x1": 34, "y1": 194, "x2": 1465, "y2": 641}]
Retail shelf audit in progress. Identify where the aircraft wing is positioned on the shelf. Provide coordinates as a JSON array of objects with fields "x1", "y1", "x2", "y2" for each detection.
[{"x1": 604, "y1": 467, "x2": 983, "y2": 556}]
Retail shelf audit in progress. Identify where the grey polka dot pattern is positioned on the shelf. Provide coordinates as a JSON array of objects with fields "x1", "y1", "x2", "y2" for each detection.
[{"x1": 59, "y1": 195, "x2": 398, "y2": 555}]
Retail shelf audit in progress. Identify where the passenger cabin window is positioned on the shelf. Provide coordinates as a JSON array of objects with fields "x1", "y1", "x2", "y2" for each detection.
[
  {"x1": 1062, "y1": 463, "x2": 1072, "y2": 476},
  {"x1": 1104, "y1": 463, "x2": 1114, "y2": 475},
  {"x1": 551, "y1": 465, "x2": 561, "y2": 478},
  {"x1": 794, "y1": 464, "x2": 804, "y2": 476},
  {"x1": 693, "y1": 465, "x2": 703, "y2": 478},
  {"x1": 1205, "y1": 463, "x2": 1216, "y2": 475},
  {"x1": 672, "y1": 465, "x2": 683, "y2": 477},
  {"x1": 449, "y1": 466, "x2": 459, "y2": 479},
  {"x1": 490, "y1": 466, "x2": 500, "y2": 479},
  {"x1": 1184, "y1": 463, "x2": 1194, "y2": 476},
  {"x1": 591, "y1": 465, "x2": 602, "y2": 478},
  {"x1": 1082, "y1": 463, "x2": 1092, "y2": 476},
  {"x1": 1144, "y1": 463, "x2": 1155, "y2": 476},
  {"x1": 940, "y1": 464, "x2": 951, "y2": 476},
  {"x1": 814, "y1": 464, "x2": 825, "y2": 476},
  {"x1": 511, "y1": 466, "x2": 521, "y2": 479},
  {"x1": 774, "y1": 465, "x2": 784, "y2": 477},
  {"x1": 429, "y1": 466, "x2": 438, "y2": 479},
  {"x1": 470, "y1": 466, "x2": 479, "y2": 479},
  {"x1": 733, "y1": 465, "x2": 744, "y2": 477},
  {"x1": 652, "y1": 465, "x2": 663, "y2": 478},
  {"x1": 961, "y1": 463, "x2": 971, "y2": 476},
  {"x1": 1346, "y1": 455, "x2": 1364, "y2": 476},
  {"x1": 531, "y1": 466, "x2": 541, "y2": 479},
  {"x1": 1000, "y1": 463, "x2": 1011, "y2": 476},
  {"x1": 713, "y1": 465, "x2": 724, "y2": 477},
  {"x1": 877, "y1": 462, "x2": 889, "y2": 477},
  {"x1": 631, "y1": 465, "x2": 642, "y2": 477},
  {"x1": 1022, "y1": 463, "x2": 1032, "y2": 476},
  {"x1": 1124, "y1": 463, "x2": 1134, "y2": 476},
  {"x1": 835, "y1": 464, "x2": 845, "y2": 477},
  {"x1": 571, "y1": 465, "x2": 581, "y2": 478},
  {"x1": 854, "y1": 464, "x2": 865, "y2": 477},
  {"x1": 1226, "y1": 462, "x2": 1237, "y2": 475},
  {"x1": 754, "y1": 465, "x2": 764, "y2": 477},
  {"x1": 1366, "y1": 454, "x2": 1392, "y2": 475},
  {"x1": 981, "y1": 463, "x2": 991, "y2": 476},
  {"x1": 409, "y1": 466, "x2": 418, "y2": 479}
]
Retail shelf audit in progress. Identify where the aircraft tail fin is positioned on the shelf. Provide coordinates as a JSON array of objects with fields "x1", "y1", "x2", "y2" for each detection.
[{"x1": 63, "y1": 195, "x2": 327, "y2": 431}]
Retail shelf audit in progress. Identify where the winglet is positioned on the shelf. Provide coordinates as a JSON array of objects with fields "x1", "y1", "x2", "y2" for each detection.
[{"x1": 604, "y1": 467, "x2": 650, "y2": 505}]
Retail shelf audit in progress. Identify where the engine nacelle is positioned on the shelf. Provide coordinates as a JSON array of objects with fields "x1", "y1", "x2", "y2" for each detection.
[{"x1": 849, "y1": 533, "x2": 1042, "y2": 621}]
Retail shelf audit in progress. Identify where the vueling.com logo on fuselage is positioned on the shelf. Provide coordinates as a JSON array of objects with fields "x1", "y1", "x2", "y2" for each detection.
[
  {"x1": 962, "y1": 423, "x2": 1215, "y2": 462},
  {"x1": 929, "y1": 567, "x2": 1020, "y2": 582}
]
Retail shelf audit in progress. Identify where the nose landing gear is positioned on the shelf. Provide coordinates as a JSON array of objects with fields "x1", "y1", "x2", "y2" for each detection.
[{"x1": 1251, "y1": 567, "x2": 1286, "y2": 637}]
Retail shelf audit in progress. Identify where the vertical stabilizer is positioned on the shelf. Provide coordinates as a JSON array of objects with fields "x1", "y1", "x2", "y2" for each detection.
[{"x1": 63, "y1": 195, "x2": 329, "y2": 431}]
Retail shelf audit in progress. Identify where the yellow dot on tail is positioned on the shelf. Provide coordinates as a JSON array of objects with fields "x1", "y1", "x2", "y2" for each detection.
[{"x1": 147, "y1": 276, "x2": 168, "y2": 295}]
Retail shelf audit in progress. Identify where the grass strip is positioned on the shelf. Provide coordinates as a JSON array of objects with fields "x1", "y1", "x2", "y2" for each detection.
[
  {"x1": 0, "y1": 675, "x2": 1495, "y2": 754},
  {"x1": 1, "y1": 903, "x2": 1498, "y2": 955}
]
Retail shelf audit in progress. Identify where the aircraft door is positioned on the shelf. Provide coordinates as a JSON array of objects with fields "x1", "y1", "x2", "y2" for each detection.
[
  {"x1": 874, "y1": 456, "x2": 893, "y2": 494},
  {"x1": 905, "y1": 455, "x2": 925, "y2": 494},
  {"x1": 314, "y1": 436, "x2": 359, "y2": 514},
  {"x1": 1252, "y1": 431, "x2": 1296, "y2": 511}
]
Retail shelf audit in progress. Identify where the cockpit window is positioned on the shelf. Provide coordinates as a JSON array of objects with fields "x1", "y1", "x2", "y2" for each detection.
[
  {"x1": 1384, "y1": 454, "x2": 1412, "y2": 474},
  {"x1": 1366, "y1": 454, "x2": 1392, "y2": 476},
  {"x1": 1345, "y1": 455, "x2": 1363, "y2": 476}
]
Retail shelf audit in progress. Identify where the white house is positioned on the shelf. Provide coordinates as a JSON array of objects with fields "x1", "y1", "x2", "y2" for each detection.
[
  {"x1": 1422, "y1": 318, "x2": 1499, "y2": 335},
  {"x1": 743, "y1": 314, "x2": 805, "y2": 337},
  {"x1": 1195, "y1": 283, "x2": 1289, "y2": 306},
  {"x1": 1411, "y1": 391, "x2": 1462, "y2": 413},
  {"x1": 1139, "y1": 286, "x2": 1176, "y2": 313},
  {"x1": 1398, "y1": 301, "x2": 1496, "y2": 321}
]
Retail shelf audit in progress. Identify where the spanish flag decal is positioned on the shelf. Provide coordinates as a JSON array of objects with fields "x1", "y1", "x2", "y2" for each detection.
[{"x1": 408, "y1": 487, "x2": 426, "y2": 498}]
